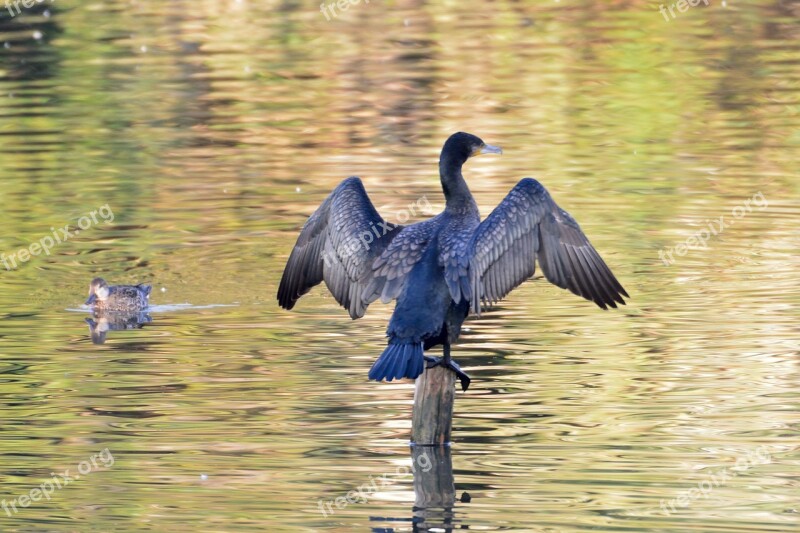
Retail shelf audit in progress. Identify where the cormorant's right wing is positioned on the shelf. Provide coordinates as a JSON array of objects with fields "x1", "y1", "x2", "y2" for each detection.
[{"x1": 468, "y1": 178, "x2": 628, "y2": 315}]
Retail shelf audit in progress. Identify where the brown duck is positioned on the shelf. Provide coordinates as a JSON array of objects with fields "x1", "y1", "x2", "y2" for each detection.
[{"x1": 85, "y1": 278, "x2": 151, "y2": 312}]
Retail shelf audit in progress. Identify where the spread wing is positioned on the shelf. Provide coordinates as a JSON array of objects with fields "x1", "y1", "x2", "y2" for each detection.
[
  {"x1": 468, "y1": 178, "x2": 628, "y2": 314},
  {"x1": 277, "y1": 177, "x2": 402, "y2": 319}
]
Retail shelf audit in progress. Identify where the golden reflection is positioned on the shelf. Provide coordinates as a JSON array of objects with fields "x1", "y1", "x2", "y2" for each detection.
[{"x1": 0, "y1": 0, "x2": 798, "y2": 531}]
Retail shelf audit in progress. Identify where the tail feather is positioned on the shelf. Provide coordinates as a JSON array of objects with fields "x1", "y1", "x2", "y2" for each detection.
[{"x1": 368, "y1": 342, "x2": 424, "y2": 382}]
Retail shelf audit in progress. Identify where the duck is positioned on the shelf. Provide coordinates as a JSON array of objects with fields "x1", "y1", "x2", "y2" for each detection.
[
  {"x1": 85, "y1": 277, "x2": 151, "y2": 312},
  {"x1": 277, "y1": 132, "x2": 628, "y2": 391}
]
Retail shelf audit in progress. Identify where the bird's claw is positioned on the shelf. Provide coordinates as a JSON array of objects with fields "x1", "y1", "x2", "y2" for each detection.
[{"x1": 424, "y1": 356, "x2": 471, "y2": 392}]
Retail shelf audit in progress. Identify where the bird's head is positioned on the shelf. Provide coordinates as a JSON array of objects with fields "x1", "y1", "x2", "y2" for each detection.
[
  {"x1": 86, "y1": 277, "x2": 110, "y2": 305},
  {"x1": 440, "y1": 132, "x2": 502, "y2": 168}
]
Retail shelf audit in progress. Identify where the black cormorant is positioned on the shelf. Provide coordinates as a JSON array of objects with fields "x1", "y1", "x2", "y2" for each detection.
[{"x1": 277, "y1": 132, "x2": 628, "y2": 391}]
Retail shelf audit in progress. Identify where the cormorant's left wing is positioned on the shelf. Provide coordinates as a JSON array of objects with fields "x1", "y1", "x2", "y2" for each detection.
[
  {"x1": 468, "y1": 178, "x2": 628, "y2": 315},
  {"x1": 277, "y1": 177, "x2": 402, "y2": 319}
]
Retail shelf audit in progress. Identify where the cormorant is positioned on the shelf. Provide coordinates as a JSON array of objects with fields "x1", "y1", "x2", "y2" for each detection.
[{"x1": 277, "y1": 132, "x2": 628, "y2": 391}]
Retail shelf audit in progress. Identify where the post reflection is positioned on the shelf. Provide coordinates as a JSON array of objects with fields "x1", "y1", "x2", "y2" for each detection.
[{"x1": 410, "y1": 446, "x2": 469, "y2": 532}]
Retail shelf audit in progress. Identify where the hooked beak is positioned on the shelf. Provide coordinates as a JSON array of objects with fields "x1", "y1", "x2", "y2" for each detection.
[
  {"x1": 478, "y1": 143, "x2": 503, "y2": 156},
  {"x1": 86, "y1": 294, "x2": 97, "y2": 305}
]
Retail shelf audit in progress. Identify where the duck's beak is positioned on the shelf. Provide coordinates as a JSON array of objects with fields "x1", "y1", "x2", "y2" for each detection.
[
  {"x1": 480, "y1": 144, "x2": 503, "y2": 155},
  {"x1": 86, "y1": 294, "x2": 96, "y2": 305}
]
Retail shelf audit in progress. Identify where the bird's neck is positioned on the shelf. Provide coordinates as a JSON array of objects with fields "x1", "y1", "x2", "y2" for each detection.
[{"x1": 440, "y1": 158, "x2": 476, "y2": 212}]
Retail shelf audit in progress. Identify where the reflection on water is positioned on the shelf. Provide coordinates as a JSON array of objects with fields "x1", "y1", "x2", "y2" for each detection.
[
  {"x1": 410, "y1": 446, "x2": 462, "y2": 532},
  {"x1": 1, "y1": 0, "x2": 800, "y2": 532},
  {"x1": 85, "y1": 311, "x2": 152, "y2": 345}
]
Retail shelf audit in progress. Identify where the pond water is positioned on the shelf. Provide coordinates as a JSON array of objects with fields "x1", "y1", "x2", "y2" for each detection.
[{"x1": 1, "y1": 1, "x2": 798, "y2": 532}]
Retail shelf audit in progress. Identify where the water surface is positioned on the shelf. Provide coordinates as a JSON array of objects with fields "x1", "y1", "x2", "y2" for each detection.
[{"x1": 1, "y1": 1, "x2": 799, "y2": 531}]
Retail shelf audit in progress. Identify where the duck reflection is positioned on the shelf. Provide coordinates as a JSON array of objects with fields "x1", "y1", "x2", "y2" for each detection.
[{"x1": 85, "y1": 311, "x2": 152, "y2": 344}]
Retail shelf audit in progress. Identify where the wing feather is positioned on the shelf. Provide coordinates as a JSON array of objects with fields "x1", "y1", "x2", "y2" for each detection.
[
  {"x1": 362, "y1": 217, "x2": 438, "y2": 305},
  {"x1": 468, "y1": 178, "x2": 628, "y2": 314},
  {"x1": 277, "y1": 177, "x2": 402, "y2": 319}
]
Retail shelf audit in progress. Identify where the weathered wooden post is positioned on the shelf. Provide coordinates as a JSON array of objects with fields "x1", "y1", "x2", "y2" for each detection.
[
  {"x1": 409, "y1": 363, "x2": 465, "y2": 526},
  {"x1": 411, "y1": 365, "x2": 456, "y2": 445}
]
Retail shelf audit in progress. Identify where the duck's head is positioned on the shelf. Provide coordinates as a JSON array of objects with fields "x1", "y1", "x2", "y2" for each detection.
[
  {"x1": 440, "y1": 132, "x2": 502, "y2": 169},
  {"x1": 86, "y1": 277, "x2": 110, "y2": 305}
]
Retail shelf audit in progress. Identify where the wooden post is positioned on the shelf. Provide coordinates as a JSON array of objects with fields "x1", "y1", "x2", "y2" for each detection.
[{"x1": 411, "y1": 365, "x2": 456, "y2": 445}]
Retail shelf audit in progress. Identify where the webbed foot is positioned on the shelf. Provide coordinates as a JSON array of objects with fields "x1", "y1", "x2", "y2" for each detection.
[{"x1": 424, "y1": 356, "x2": 471, "y2": 392}]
